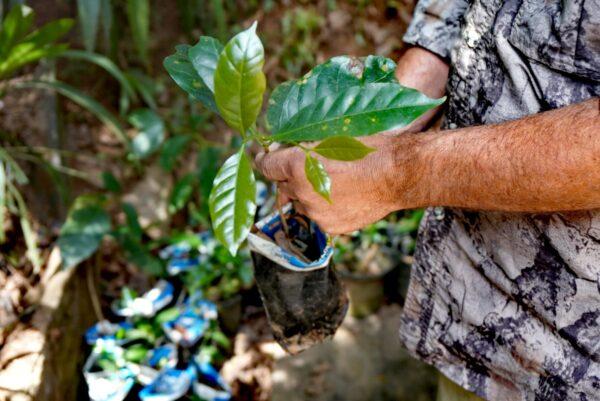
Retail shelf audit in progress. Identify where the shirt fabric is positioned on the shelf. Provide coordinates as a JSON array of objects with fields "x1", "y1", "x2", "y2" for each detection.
[{"x1": 400, "y1": 1, "x2": 600, "y2": 400}]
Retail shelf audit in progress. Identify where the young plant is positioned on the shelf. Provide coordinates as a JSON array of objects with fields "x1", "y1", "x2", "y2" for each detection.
[{"x1": 164, "y1": 22, "x2": 444, "y2": 255}]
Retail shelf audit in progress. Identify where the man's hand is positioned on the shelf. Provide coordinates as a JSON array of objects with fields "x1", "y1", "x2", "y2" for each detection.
[
  {"x1": 255, "y1": 134, "x2": 424, "y2": 234},
  {"x1": 254, "y1": 46, "x2": 450, "y2": 235}
]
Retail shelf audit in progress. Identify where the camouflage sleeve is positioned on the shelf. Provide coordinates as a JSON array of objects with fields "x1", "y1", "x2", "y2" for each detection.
[{"x1": 403, "y1": 0, "x2": 469, "y2": 60}]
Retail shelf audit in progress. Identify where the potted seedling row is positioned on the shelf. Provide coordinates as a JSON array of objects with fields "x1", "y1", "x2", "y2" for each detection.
[{"x1": 164, "y1": 22, "x2": 443, "y2": 353}]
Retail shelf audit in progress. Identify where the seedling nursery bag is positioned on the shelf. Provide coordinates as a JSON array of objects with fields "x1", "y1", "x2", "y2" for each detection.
[{"x1": 248, "y1": 205, "x2": 348, "y2": 354}]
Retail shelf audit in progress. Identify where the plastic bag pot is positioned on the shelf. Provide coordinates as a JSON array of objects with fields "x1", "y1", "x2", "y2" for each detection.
[{"x1": 248, "y1": 206, "x2": 348, "y2": 354}]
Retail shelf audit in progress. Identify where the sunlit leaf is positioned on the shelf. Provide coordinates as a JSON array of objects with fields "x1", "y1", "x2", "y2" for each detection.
[
  {"x1": 124, "y1": 344, "x2": 148, "y2": 363},
  {"x1": 0, "y1": 17, "x2": 73, "y2": 79},
  {"x1": 266, "y1": 55, "x2": 397, "y2": 133},
  {"x1": 313, "y1": 136, "x2": 375, "y2": 161},
  {"x1": 163, "y1": 44, "x2": 217, "y2": 113},
  {"x1": 305, "y1": 154, "x2": 331, "y2": 202},
  {"x1": 129, "y1": 108, "x2": 165, "y2": 158},
  {"x1": 214, "y1": 21, "x2": 265, "y2": 135},
  {"x1": 0, "y1": 5, "x2": 34, "y2": 59},
  {"x1": 188, "y1": 36, "x2": 223, "y2": 93},
  {"x1": 270, "y1": 83, "x2": 445, "y2": 143},
  {"x1": 209, "y1": 146, "x2": 256, "y2": 255}
]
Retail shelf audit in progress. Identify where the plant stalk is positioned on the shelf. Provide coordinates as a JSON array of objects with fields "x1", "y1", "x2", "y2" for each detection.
[
  {"x1": 263, "y1": 144, "x2": 290, "y2": 238},
  {"x1": 275, "y1": 187, "x2": 290, "y2": 238}
]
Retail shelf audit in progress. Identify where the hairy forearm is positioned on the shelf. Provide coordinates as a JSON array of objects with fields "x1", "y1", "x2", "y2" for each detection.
[{"x1": 401, "y1": 98, "x2": 600, "y2": 212}]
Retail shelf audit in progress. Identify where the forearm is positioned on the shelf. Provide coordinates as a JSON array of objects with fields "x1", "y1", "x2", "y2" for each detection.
[
  {"x1": 394, "y1": 47, "x2": 449, "y2": 132},
  {"x1": 402, "y1": 98, "x2": 600, "y2": 212}
]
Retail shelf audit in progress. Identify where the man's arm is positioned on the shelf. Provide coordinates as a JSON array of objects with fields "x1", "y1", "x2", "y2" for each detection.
[
  {"x1": 410, "y1": 98, "x2": 600, "y2": 212},
  {"x1": 256, "y1": 47, "x2": 600, "y2": 234},
  {"x1": 394, "y1": 47, "x2": 449, "y2": 132}
]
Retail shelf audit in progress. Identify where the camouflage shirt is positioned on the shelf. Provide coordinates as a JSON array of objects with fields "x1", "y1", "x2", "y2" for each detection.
[{"x1": 401, "y1": 1, "x2": 600, "y2": 400}]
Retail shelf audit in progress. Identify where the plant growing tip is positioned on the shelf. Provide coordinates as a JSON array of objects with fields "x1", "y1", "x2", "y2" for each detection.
[{"x1": 164, "y1": 23, "x2": 445, "y2": 255}]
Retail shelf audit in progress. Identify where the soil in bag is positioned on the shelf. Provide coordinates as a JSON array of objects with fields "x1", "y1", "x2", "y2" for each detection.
[{"x1": 249, "y1": 209, "x2": 348, "y2": 354}]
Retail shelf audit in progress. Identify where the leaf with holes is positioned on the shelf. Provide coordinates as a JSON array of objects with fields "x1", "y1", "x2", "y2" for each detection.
[
  {"x1": 270, "y1": 83, "x2": 445, "y2": 143},
  {"x1": 305, "y1": 154, "x2": 331, "y2": 202},
  {"x1": 208, "y1": 146, "x2": 256, "y2": 255},
  {"x1": 214, "y1": 21, "x2": 265, "y2": 135},
  {"x1": 313, "y1": 136, "x2": 375, "y2": 161}
]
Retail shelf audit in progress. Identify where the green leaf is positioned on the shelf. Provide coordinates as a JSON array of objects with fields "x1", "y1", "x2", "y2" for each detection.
[
  {"x1": 99, "y1": 0, "x2": 113, "y2": 51},
  {"x1": 101, "y1": 171, "x2": 121, "y2": 193},
  {"x1": 155, "y1": 306, "x2": 180, "y2": 325},
  {"x1": 125, "y1": 0, "x2": 150, "y2": 66},
  {"x1": 214, "y1": 21, "x2": 266, "y2": 135},
  {"x1": 60, "y1": 50, "x2": 137, "y2": 111},
  {"x1": 313, "y1": 136, "x2": 375, "y2": 161},
  {"x1": 159, "y1": 135, "x2": 191, "y2": 172},
  {"x1": 188, "y1": 36, "x2": 223, "y2": 93},
  {"x1": 124, "y1": 344, "x2": 148, "y2": 363},
  {"x1": 197, "y1": 146, "x2": 221, "y2": 204},
  {"x1": 169, "y1": 173, "x2": 196, "y2": 214},
  {"x1": 211, "y1": 330, "x2": 231, "y2": 349},
  {"x1": 122, "y1": 202, "x2": 142, "y2": 240},
  {"x1": 0, "y1": 5, "x2": 34, "y2": 58},
  {"x1": 77, "y1": 0, "x2": 100, "y2": 52},
  {"x1": 163, "y1": 44, "x2": 218, "y2": 113},
  {"x1": 14, "y1": 79, "x2": 128, "y2": 144},
  {"x1": 20, "y1": 214, "x2": 41, "y2": 272},
  {"x1": 209, "y1": 146, "x2": 256, "y2": 255},
  {"x1": 125, "y1": 69, "x2": 158, "y2": 110},
  {"x1": 305, "y1": 154, "x2": 331, "y2": 202},
  {"x1": 128, "y1": 108, "x2": 165, "y2": 158},
  {"x1": 270, "y1": 83, "x2": 445, "y2": 143},
  {"x1": 120, "y1": 235, "x2": 164, "y2": 275},
  {"x1": 363, "y1": 55, "x2": 397, "y2": 83},
  {"x1": 8, "y1": 183, "x2": 41, "y2": 272},
  {"x1": 0, "y1": 18, "x2": 73, "y2": 79},
  {"x1": 57, "y1": 199, "x2": 111, "y2": 269},
  {"x1": 266, "y1": 56, "x2": 397, "y2": 133}
]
